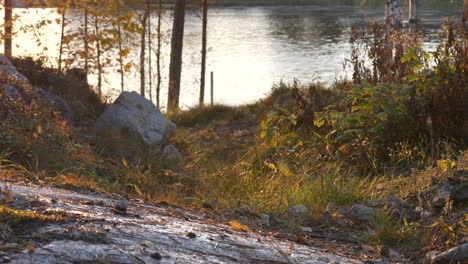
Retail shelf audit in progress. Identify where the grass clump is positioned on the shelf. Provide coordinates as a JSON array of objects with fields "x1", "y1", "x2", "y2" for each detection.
[{"x1": 0, "y1": 206, "x2": 63, "y2": 228}]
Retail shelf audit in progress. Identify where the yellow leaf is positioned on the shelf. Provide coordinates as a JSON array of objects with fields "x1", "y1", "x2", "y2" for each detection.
[
  {"x1": 228, "y1": 221, "x2": 251, "y2": 232},
  {"x1": 264, "y1": 161, "x2": 276, "y2": 170}
]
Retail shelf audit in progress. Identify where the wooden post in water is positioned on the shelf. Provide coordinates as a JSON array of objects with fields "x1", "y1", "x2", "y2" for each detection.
[
  {"x1": 4, "y1": 0, "x2": 12, "y2": 59},
  {"x1": 210, "y1": 71, "x2": 213, "y2": 106}
]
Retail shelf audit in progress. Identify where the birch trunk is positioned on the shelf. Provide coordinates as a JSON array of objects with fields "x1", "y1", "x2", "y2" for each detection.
[
  {"x1": 117, "y1": 0, "x2": 124, "y2": 92},
  {"x1": 140, "y1": 6, "x2": 150, "y2": 97},
  {"x1": 94, "y1": 4, "x2": 102, "y2": 97},
  {"x1": 147, "y1": 0, "x2": 153, "y2": 102},
  {"x1": 156, "y1": 0, "x2": 162, "y2": 108}
]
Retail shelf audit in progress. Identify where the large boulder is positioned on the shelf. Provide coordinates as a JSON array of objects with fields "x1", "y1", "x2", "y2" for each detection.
[
  {"x1": 0, "y1": 84, "x2": 22, "y2": 99},
  {"x1": 38, "y1": 88, "x2": 75, "y2": 124},
  {"x1": 92, "y1": 91, "x2": 177, "y2": 159},
  {"x1": 0, "y1": 55, "x2": 30, "y2": 85}
]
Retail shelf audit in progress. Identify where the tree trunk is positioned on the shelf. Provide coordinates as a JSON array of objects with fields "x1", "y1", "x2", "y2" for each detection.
[
  {"x1": 199, "y1": 0, "x2": 208, "y2": 106},
  {"x1": 140, "y1": 7, "x2": 150, "y2": 97},
  {"x1": 385, "y1": 0, "x2": 392, "y2": 36},
  {"x1": 84, "y1": 4, "x2": 89, "y2": 81},
  {"x1": 391, "y1": 0, "x2": 400, "y2": 30},
  {"x1": 156, "y1": 0, "x2": 162, "y2": 108},
  {"x1": 94, "y1": 5, "x2": 102, "y2": 97},
  {"x1": 58, "y1": 0, "x2": 67, "y2": 73},
  {"x1": 147, "y1": 0, "x2": 153, "y2": 102},
  {"x1": 167, "y1": 0, "x2": 186, "y2": 112},
  {"x1": 117, "y1": 0, "x2": 124, "y2": 92},
  {"x1": 4, "y1": 0, "x2": 12, "y2": 59},
  {"x1": 408, "y1": 0, "x2": 419, "y2": 34}
]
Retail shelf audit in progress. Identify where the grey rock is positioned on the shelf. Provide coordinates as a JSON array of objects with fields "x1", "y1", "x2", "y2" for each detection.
[
  {"x1": 451, "y1": 182, "x2": 468, "y2": 202},
  {"x1": 4, "y1": 182, "x2": 362, "y2": 264},
  {"x1": 348, "y1": 204, "x2": 376, "y2": 222},
  {"x1": 259, "y1": 214, "x2": 270, "y2": 226},
  {"x1": 238, "y1": 206, "x2": 251, "y2": 214},
  {"x1": 38, "y1": 88, "x2": 75, "y2": 124},
  {"x1": 0, "y1": 55, "x2": 13, "y2": 66},
  {"x1": 92, "y1": 91, "x2": 176, "y2": 155},
  {"x1": 288, "y1": 205, "x2": 309, "y2": 215},
  {"x1": 426, "y1": 243, "x2": 468, "y2": 264},
  {"x1": 432, "y1": 191, "x2": 451, "y2": 207},
  {"x1": 269, "y1": 214, "x2": 283, "y2": 226},
  {"x1": 0, "y1": 63, "x2": 30, "y2": 84},
  {"x1": 161, "y1": 144, "x2": 183, "y2": 167},
  {"x1": 364, "y1": 199, "x2": 378, "y2": 207},
  {"x1": 0, "y1": 84, "x2": 21, "y2": 99},
  {"x1": 387, "y1": 196, "x2": 402, "y2": 209}
]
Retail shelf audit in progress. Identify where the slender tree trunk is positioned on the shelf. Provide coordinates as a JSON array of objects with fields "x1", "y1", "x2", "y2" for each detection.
[
  {"x1": 408, "y1": 0, "x2": 419, "y2": 34},
  {"x1": 391, "y1": 0, "x2": 400, "y2": 30},
  {"x1": 116, "y1": 0, "x2": 124, "y2": 92},
  {"x1": 94, "y1": 5, "x2": 102, "y2": 96},
  {"x1": 167, "y1": 0, "x2": 186, "y2": 111},
  {"x1": 4, "y1": 0, "x2": 12, "y2": 59},
  {"x1": 385, "y1": 0, "x2": 392, "y2": 36},
  {"x1": 147, "y1": 0, "x2": 153, "y2": 102},
  {"x1": 58, "y1": 0, "x2": 67, "y2": 73},
  {"x1": 140, "y1": 6, "x2": 150, "y2": 97},
  {"x1": 156, "y1": 0, "x2": 162, "y2": 108},
  {"x1": 199, "y1": 0, "x2": 208, "y2": 106},
  {"x1": 84, "y1": 5, "x2": 89, "y2": 81}
]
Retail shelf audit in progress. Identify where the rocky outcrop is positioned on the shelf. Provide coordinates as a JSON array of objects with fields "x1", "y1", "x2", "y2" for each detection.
[
  {"x1": 0, "y1": 55, "x2": 74, "y2": 124},
  {"x1": 0, "y1": 55, "x2": 30, "y2": 85},
  {"x1": 92, "y1": 91, "x2": 180, "y2": 166},
  {"x1": 0, "y1": 84, "x2": 21, "y2": 99},
  {"x1": 38, "y1": 88, "x2": 75, "y2": 124},
  {"x1": 0, "y1": 182, "x2": 362, "y2": 264}
]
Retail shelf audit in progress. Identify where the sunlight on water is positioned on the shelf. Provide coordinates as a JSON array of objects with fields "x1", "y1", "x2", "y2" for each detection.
[{"x1": 2, "y1": 1, "x2": 460, "y2": 108}]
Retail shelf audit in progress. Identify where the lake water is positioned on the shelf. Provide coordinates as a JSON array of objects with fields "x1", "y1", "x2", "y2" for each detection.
[{"x1": 7, "y1": 0, "x2": 461, "y2": 108}]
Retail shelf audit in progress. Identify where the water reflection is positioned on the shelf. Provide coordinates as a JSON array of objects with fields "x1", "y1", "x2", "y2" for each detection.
[{"x1": 3, "y1": 1, "x2": 460, "y2": 108}]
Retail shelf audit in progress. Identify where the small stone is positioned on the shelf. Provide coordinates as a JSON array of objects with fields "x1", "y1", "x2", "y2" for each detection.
[
  {"x1": 421, "y1": 210, "x2": 433, "y2": 218},
  {"x1": 451, "y1": 182, "x2": 468, "y2": 202},
  {"x1": 380, "y1": 246, "x2": 402, "y2": 263},
  {"x1": 238, "y1": 206, "x2": 251, "y2": 214},
  {"x1": 287, "y1": 205, "x2": 309, "y2": 215},
  {"x1": 269, "y1": 214, "x2": 283, "y2": 226},
  {"x1": 401, "y1": 199, "x2": 410, "y2": 208},
  {"x1": 187, "y1": 232, "x2": 196, "y2": 239},
  {"x1": 432, "y1": 191, "x2": 451, "y2": 207},
  {"x1": 414, "y1": 206, "x2": 424, "y2": 213},
  {"x1": 151, "y1": 252, "x2": 162, "y2": 260},
  {"x1": 348, "y1": 204, "x2": 376, "y2": 223},
  {"x1": 259, "y1": 214, "x2": 270, "y2": 226},
  {"x1": 299, "y1": 226, "x2": 312, "y2": 232},
  {"x1": 0, "y1": 256, "x2": 11, "y2": 263},
  {"x1": 113, "y1": 201, "x2": 127, "y2": 214},
  {"x1": 387, "y1": 195, "x2": 402, "y2": 209},
  {"x1": 0, "y1": 223, "x2": 10, "y2": 231},
  {"x1": 426, "y1": 243, "x2": 468, "y2": 263},
  {"x1": 364, "y1": 199, "x2": 378, "y2": 207}
]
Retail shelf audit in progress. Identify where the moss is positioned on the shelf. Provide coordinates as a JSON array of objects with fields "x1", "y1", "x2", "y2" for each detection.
[{"x1": 0, "y1": 206, "x2": 63, "y2": 228}]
